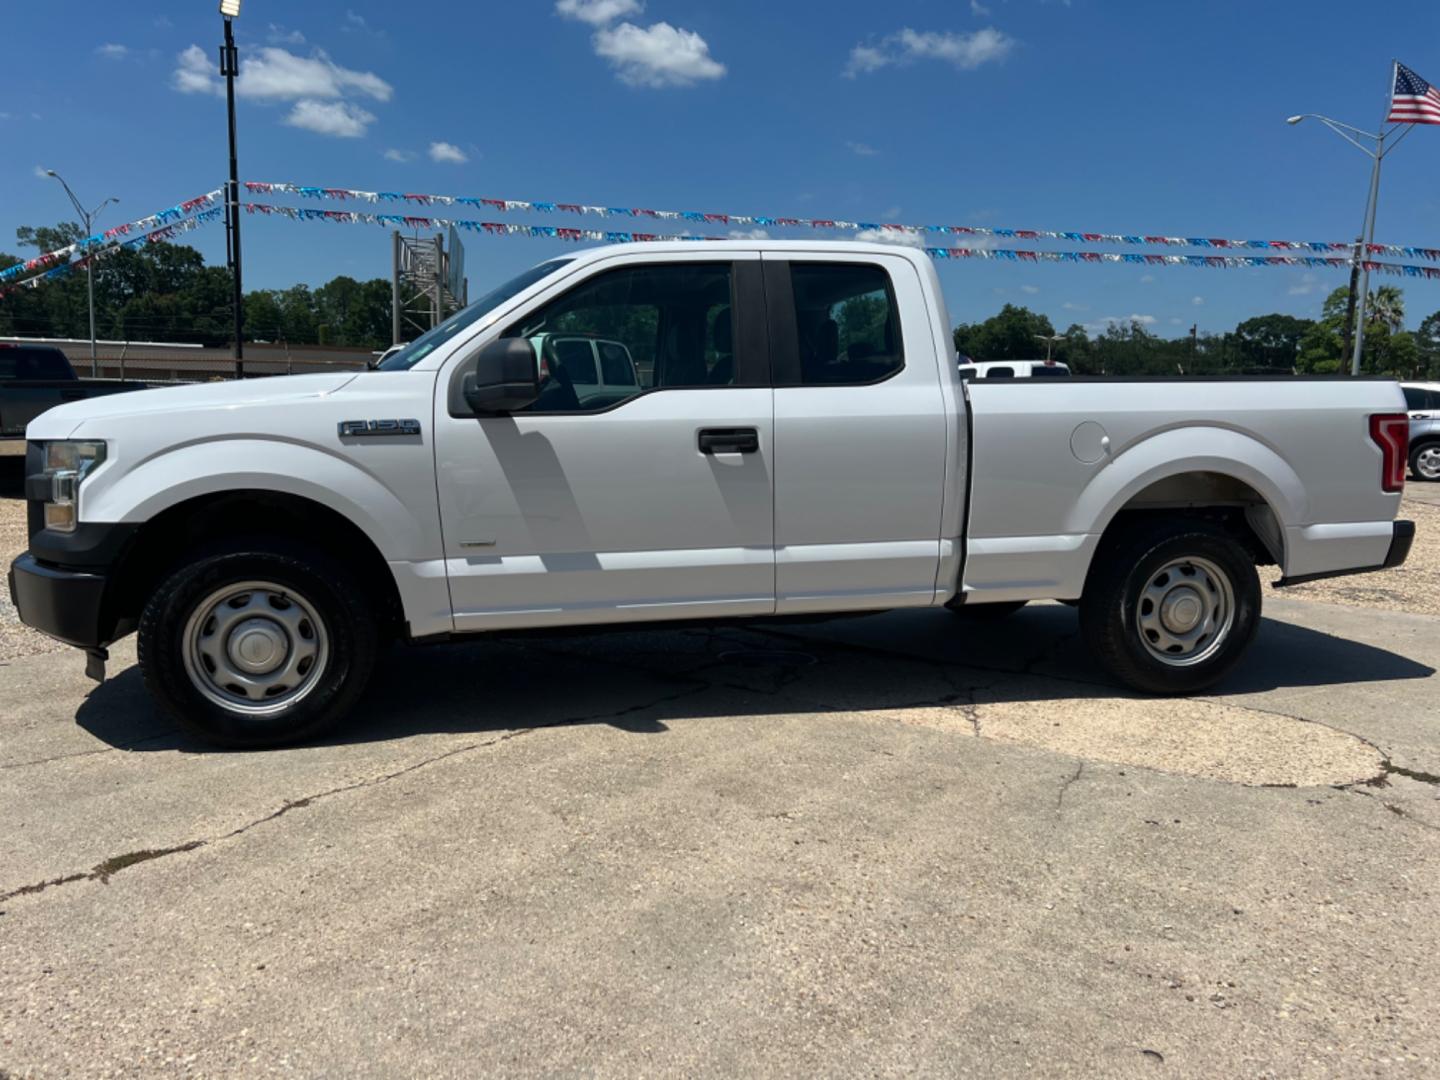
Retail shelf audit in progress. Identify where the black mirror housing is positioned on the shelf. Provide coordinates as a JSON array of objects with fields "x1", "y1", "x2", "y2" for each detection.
[{"x1": 463, "y1": 338, "x2": 541, "y2": 415}]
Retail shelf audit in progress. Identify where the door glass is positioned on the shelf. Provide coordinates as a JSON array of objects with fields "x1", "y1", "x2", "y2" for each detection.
[
  {"x1": 1404, "y1": 386, "x2": 1427, "y2": 411},
  {"x1": 789, "y1": 263, "x2": 904, "y2": 385},
  {"x1": 508, "y1": 263, "x2": 736, "y2": 412}
]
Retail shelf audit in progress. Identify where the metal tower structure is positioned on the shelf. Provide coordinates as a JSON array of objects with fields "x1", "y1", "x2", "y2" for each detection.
[{"x1": 391, "y1": 230, "x2": 467, "y2": 345}]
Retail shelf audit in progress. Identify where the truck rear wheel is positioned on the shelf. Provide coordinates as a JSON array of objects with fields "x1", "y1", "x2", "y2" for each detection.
[
  {"x1": 1080, "y1": 520, "x2": 1260, "y2": 695},
  {"x1": 137, "y1": 540, "x2": 379, "y2": 748}
]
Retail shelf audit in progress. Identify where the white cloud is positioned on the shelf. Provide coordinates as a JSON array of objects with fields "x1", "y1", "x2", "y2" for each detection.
[
  {"x1": 284, "y1": 99, "x2": 376, "y2": 137},
  {"x1": 593, "y1": 21, "x2": 726, "y2": 87},
  {"x1": 845, "y1": 27, "x2": 1014, "y2": 77},
  {"x1": 173, "y1": 44, "x2": 392, "y2": 103},
  {"x1": 881, "y1": 205, "x2": 902, "y2": 220},
  {"x1": 384, "y1": 148, "x2": 415, "y2": 162},
  {"x1": 429, "y1": 141, "x2": 468, "y2": 164},
  {"x1": 268, "y1": 24, "x2": 306, "y2": 45},
  {"x1": 344, "y1": 10, "x2": 385, "y2": 37},
  {"x1": 1062, "y1": 301, "x2": 1088, "y2": 311},
  {"x1": 96, "y1": 43, "x2": 129, "y2": 59},
  {"x1": 1087, "y1": 314, "x2": 1158, "y2": 333},
  {"x1": 1191, "y1": 295, "x2": 1204, "y2": 306},
  {"x1": 1138, "y1": 273, "x2": 1156, "y2": 284},
  {"x1": 556, "y1": 0, "x2": 644, "y2": 24},
  {"x1": 728, "y1": 228, "x2": 771, "y2": 240},
  {"x1": 855, "y1": 228, "x2": 926, "y2": 249},
  {"x1": 33, "y1": 165, "x2": 48, "y2": 178},
  {"x1": 970, "y1": 0, "x2": 992, "y2": 13},
  {"x1": 1288, "y1": 272, "x2": 1320, "y2": 296},
  {"x1": 846, "y1": 140, "x2": 879, "y2": 156},
  {"x1": 1021, "y1": 284, "x2": 1040, "y2": 295}
]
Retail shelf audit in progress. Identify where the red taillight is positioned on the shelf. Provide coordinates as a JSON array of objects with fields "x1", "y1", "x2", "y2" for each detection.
[{"x1": 1370, "y1": 413, "x2": 1409, "y2": 494}]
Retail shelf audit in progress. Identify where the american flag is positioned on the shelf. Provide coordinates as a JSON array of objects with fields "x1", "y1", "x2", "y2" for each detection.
[{"x1": 1388, "y1": 62, "x2": 1440, "y2": 125}]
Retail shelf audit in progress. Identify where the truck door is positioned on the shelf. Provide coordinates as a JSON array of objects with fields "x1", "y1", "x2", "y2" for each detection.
[
  {"x1": 762, "y1": 253, "x2": 951, "y2": 613},
  {"x1": 433, "y1": 254, "x2": 775, "y2": 631}
]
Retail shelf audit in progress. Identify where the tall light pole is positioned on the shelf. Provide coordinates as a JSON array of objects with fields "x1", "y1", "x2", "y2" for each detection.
[
  {"x1": 43, "y1": 170, "x2": 117, "y2": 377},
  {"x1": 219, "y1": 0, "x2": 245, "y2": 378},
  {"x1": 1034, "y1": 333, "x2": 1065, "y2": 363},
  {"x1": 1287, "y1": 108, "x2": 1414, "y2": 376}
]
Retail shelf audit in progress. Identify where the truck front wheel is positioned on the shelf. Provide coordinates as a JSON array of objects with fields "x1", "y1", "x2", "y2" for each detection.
[
  {"x1": 137, "y1": 540, "x2": 379, "y2": 748},
  {"x1": 1080, "y1": 521, "x2": 1260, "y2": 695}
]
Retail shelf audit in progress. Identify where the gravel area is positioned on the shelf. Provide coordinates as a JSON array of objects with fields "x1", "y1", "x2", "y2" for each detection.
[{"x1": 0, "y1": 474, "x2": 1436, "y2": 662}]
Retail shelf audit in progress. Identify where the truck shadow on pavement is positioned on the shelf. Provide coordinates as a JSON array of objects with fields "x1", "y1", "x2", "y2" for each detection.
[{"x1": 74, "y1": 605, "x2": 1433, "y2": 753}]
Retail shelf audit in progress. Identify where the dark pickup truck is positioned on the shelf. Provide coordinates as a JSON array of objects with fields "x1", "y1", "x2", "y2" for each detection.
[{"x1": 0, "y1": 344, "x2": 146, "y2": 455}]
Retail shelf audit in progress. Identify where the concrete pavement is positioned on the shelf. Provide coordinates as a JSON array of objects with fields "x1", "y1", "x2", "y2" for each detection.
[{"x1": 1, "y1": 596, "x2": 1437, "y2": 1077}]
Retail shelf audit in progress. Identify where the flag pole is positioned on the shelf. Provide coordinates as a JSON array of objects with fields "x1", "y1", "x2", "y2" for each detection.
[{"x1": 1350, "y1": 61, "x2": 1395, "y2": 378}]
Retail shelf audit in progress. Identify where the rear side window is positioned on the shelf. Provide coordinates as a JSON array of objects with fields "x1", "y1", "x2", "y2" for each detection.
[
  {"x1": 1030, "y1": 365, "x2": 1069, "y2": 377},
  {"x1": 1403, "y1": 386, "x2": 1434, "y2": 410},
  {"x1": 958, "y1": 366, "x2": 977, "y2": 381},
  {"x1": 553, "y1": 338, "x2": 599, "y2": 385},
  {"x1": 983, "y1": 367, "x2": 1015, "y2": 379},
  {"x1": 788, "y1": 263, "x2": 903, "y2": 385},
  {"x1": 0, "y1": 346, "x2": 73, "y2": 380}
]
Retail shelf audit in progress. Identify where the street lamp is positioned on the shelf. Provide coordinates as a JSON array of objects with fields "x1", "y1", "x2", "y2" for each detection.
[
  {"x1": 1034, "y1": 333, "x2": 1065, "y2": 363},
  {"x1": 43, "y1": 170, "x2": 117, "y2": 377},
  {"x1": 219, "y1": 0, "x2": 245, "y2": 377},
  {"x1": 1287, "y1": 111, "x2": 1414, "y2": 376}
]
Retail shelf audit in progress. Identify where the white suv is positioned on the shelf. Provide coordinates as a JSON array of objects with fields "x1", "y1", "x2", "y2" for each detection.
[{"x1": 1402, "y1": 382, "x2": 1440, "y2": 481}]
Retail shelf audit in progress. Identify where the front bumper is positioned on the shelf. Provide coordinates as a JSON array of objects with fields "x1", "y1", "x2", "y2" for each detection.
[
  {"x1": 1275, "y1": 519, "x2": 1415, "y2": 587},
  {"x1": 9, "y1": 554, "x2": 114, "y2": 648}
]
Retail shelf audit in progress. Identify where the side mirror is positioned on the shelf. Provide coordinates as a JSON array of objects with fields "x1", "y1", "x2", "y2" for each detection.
[{"x1": 463, "y1": 338, "x2": 541, "y2": 415}]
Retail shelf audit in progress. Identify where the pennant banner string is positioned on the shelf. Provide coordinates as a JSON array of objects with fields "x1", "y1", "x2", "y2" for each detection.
[
  {"x1": 0, "y1": 188, "x2": 226, "y2": 285},
  {"x1": 237, "y1": 202, "x2": 1440, "y2": 280},
  {"x1": 0, "y1": 207, "x2": 225, "y2": 298},
  {"x1": 244, "y1": 180, "x2": 1440, "y2": 262}
]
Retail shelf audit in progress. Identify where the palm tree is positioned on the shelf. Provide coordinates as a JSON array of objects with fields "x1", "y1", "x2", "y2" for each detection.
[{"x1": 1368, "y1": 285, "x2": 1405, "y2": 334}]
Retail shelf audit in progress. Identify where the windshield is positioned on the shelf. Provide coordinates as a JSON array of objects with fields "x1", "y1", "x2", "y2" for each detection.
[{"x1": 376, "y1": 259, "x2": 573, "y2": 371}]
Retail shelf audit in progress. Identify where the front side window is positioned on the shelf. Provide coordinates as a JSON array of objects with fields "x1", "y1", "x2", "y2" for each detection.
[
  {"x1": 790, "y1": 263, "x2": 903, "y2": 385},
  {"x1": 507, "y1": 263, "x2": 736, "y2": 412}
]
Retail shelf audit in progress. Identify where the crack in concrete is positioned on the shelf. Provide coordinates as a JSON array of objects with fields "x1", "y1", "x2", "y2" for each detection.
[
  {"x1": 1055, "y1": 762, "x2": 1086, "y2": 816},
  {"x1": 1, "y1": 728, "x2": 179, "y2": 772},
  {"x1": 0, "y1": 683, "x2": 705, "y2": 907},
  {"x1": 1344, "y1": 786, "x2": 1440, "y2": 834}
]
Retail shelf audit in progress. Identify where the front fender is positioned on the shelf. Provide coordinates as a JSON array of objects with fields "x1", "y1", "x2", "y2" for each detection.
[
  {"x1": 1066, "y1": 425, "x2": 1306, "y2": 540},
  {"x1": 79, "y1": 436, "x2": 432, "y2": 562}
]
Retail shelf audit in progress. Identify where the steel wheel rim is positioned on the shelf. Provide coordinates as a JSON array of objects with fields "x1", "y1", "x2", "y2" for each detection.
[
  {"x1": 1418, "y1": 446, "x2": 1440, "y2": 480},
  {"x1": 1134, "y1": 555, "x2": 1235, "y2": 668},
  {"x1": 181, "y1": 580, "x2": 330, "y2": 716}
]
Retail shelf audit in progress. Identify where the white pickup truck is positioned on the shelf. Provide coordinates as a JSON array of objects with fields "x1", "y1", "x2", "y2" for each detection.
[{"x1": 9, "y1": 241, "x2": 1415, "y2": 747}]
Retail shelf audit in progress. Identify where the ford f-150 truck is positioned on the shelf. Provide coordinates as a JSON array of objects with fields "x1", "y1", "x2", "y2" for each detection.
[
  {"x1": 1, "y1": 343, "x2": 145, "y2": 455},
  {"x1": 8, "y1": 241, "x2": 1415, "y2": 747}
]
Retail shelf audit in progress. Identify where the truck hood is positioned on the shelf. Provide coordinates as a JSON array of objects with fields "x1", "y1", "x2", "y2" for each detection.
[{"x1": 25, "y1": 372, "x2": 360, "y2": 440}]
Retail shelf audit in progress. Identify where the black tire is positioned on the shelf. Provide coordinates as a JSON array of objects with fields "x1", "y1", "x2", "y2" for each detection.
[
  {"x1": 1410, "y1": 440, "x2": 1440, "y2": 482},
  {"x1": 951, "y1": 600, "x2": 1028, "y2": 620},
  {"x1": 1080, "y1": 519, "x2": 1260, "y2": 695},
  {"x1": 137, "y1": 539, "x2": 379, "y2": 748}
]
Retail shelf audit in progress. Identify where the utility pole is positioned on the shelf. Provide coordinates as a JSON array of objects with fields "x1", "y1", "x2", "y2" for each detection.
[
  {"x1": 219, "y1": 0, "x2": 245, "y2": 378},
  {"x1": 1190, "y1": 323, "x2": 1198, "y2": 371},
  {"x1": 1341, "y1": 237, "x2": 1363, "y2": 365},
  {"x1": 43, "y1": 171, "x2": 117, "y2": 377}
]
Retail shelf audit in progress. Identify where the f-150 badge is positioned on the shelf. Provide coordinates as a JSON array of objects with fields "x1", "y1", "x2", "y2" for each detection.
[{"x1": 338, "y1": 419, "x2": 422, "y2": 438}]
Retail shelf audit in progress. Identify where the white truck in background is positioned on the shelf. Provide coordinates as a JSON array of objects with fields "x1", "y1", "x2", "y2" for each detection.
[{"x1": 9, "y1": 241, "x2": 1414, "y2": 747}]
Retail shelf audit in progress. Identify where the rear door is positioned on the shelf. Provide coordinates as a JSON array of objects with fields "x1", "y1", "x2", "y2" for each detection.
[
  {"x1": 763, "y1": 253, "x2": 951, "y2": 613},
  {"x1": 434, "y1": 253, "x2": 776, "y2": 631}
]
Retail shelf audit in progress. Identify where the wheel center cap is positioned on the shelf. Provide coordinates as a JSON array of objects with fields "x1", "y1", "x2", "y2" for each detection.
[
  {"x1": 1161, "y1": 589, "x2": 1204, "y2": 633},
  {"x1": 228, "y1": 618, "x2": 288, "y2": 674}
]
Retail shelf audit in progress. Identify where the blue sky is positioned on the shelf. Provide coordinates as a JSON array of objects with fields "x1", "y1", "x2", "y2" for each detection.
[{"x1": 5, "y1": 0, "x2": 1440, "y2": 336}]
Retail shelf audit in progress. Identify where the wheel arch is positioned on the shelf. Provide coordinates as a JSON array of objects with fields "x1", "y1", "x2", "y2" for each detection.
[{"x1": 105, "y1": 489, "x2": 405, "y2": 641}]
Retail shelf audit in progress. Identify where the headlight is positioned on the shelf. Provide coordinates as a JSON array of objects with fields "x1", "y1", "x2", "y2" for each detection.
[{"x1": 39, "y1": 440, "x2": 106, "y2": 533}]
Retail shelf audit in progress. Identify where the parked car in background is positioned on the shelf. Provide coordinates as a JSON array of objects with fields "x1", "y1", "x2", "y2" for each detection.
[
  {"x1": 958, "y1": 358, "x2": 1071, "y2": 380},
  {"x1": 0, "y1": 343, "x2": 146, "y2": 456},
  {"x1": 530, "y1": 333, "x2": 642, "y2": 409},
  {"x1": 1402, "y1": 382, "x2": 1440, "y2": 481}
]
